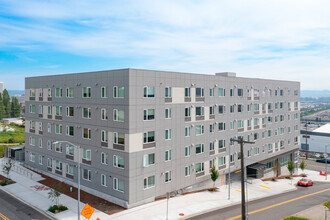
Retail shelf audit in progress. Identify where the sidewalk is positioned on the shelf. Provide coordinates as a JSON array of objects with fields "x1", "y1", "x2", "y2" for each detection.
[
  {"x1": 0, "y1": 157, "x2": 329, "y2": 220},
  {"x1": 292, "y1": 204, "x2": 329, "y2": 220}
]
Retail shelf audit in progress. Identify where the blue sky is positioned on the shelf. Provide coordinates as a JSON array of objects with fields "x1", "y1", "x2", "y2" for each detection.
[{"x1": 0, "y1": 0, "x2": 330, "y2": 90}]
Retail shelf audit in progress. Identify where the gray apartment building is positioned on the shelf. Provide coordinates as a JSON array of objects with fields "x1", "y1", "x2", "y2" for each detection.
[{"x1": 25, "y1": 69, "x2": 300, "y2": 208}]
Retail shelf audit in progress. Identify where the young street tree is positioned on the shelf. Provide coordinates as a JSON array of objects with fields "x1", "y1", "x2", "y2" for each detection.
[
  {"x1": 2, "y1": 158, "x2": 15, "y2": 179},
  {"x1": 210, "y1": 165, "x2": 219, "y2": 190},
  {"x1": 48, "y1": 187, "x2": 61, "y2": 206},
  {"x1": 287, "y1": 160, "x2": 295, "y2": 176},
  {"x1": 299, "y1": 160, "x2": 306, "y2": 174}
]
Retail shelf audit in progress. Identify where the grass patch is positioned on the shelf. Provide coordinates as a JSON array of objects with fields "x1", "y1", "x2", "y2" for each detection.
[
  {"x1": 283, "y1": 217, "x2": 310, "y2": 220},
  {"x1": 48, "y1": 205, "x2": 68, "y2": 214},
  {"x1": 323, "y1": 201, "x2": 330, "y2": 210},
  {"x1": 0, "y1": 123, "x2": 25, "y2": 144}
]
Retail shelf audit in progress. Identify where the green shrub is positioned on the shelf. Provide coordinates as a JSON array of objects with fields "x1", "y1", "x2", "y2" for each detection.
[
  {"x1": 283, "y1": 216, "x2": 310, "y2": 220},
  {"x1": 285, "y1": 176, "x2": 291, "y2": 179},
  {"x1": 59, "y1": 205, "x2": 68, "y2": 211},
  {"x1": 323, "y1": 201, "x2": 330, "y2": 210},
  {"x1": 0, "y1": 179, "x2": 15, "y2": 186},
  {"x1": 48, "y1": 205, "x2": 58, "y2": 213}
]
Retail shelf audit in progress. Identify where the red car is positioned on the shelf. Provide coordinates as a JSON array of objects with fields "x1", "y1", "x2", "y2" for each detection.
[{"x1": 297, "y1": 178, "x2": 314, "y2": 187}]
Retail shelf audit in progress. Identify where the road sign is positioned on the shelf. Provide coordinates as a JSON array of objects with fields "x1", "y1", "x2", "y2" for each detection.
[{"x1": 81, "y1": 204, "x2": 95, "y2": 220}]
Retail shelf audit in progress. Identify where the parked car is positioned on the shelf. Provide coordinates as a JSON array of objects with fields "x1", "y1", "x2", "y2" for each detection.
[
  {"x1": 316, "y1": 158, "x2": 330, "y2": 163},
  {"x1": 297, "y1": 178, "x2": 314, "y2": 187}
]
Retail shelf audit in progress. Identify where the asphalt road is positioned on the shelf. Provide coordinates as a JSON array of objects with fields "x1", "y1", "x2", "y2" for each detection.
[
  {"x1": 188, "y1": 182, "x2": 330, "y2": 220},
  {"x1": 299, "y1": 158, "x2": 329, "y2": 172},
  {"x1": 0, "y1": 188, "x2": 53, "y2": 220}
]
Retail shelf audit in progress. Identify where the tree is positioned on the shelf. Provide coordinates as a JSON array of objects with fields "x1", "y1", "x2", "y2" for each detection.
[
  {"x1": 11, "y1": 97, "x2": 20, "y2": 117},
  {"x1": 210, "y1": 165, "x2": 219, "y2": 190},
  {"x1": 2, "y1": 158, "x2": 15, "y2": 179},
  {"x1": 2, "y1": 89, "x2": 11, "y2": 118},
  {"x1": 287, "y1": 160, "x2": 295, "y2": 176},
  {"x1": 48, "y1": 187, "x2": 62, "y2": 206},
  {"x1": 0, "y1": 100, "x2": 5, "y2": 119},
  {"x1": 299, "y1": 160, "x2": 306, "y2": 174}
]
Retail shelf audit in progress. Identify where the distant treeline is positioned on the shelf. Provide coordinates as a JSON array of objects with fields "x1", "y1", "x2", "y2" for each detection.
[
  {"x1": 0, "y1": 89, "x2": 21, "y2": 119},
  {"x1": 301, "y1": 97, "x2": 330, "y2": 102}
]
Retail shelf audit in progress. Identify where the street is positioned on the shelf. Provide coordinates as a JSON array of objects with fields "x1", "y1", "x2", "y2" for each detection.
[
  {"x1": 0, "y1": 188, "x2": 53, "y2": 220},
  {"x1": 188, "y1": 182, "x2": 329, "y2": 220},
  {"x1": 299, "y1": 158, "x2": 329, "y2": 172}
]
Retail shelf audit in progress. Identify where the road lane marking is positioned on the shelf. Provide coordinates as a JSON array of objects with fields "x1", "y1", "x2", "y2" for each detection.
[
  {"x1": 235, "y1": 190, "x2": 246, "y2": 194},
  {"x1": 226, "y1": 188, "x2": 330, "y2": 220},
  {"x1": 259, "y1": 185, "x2": 271, "y2": 189},
  {"x1": 305, "y1": 163, "x2": 327, "y2": 169},
  {"x1": 0, "y1": 212, "x2": 9, "y2": 220},
  {"x1": 235, "y1": 170, "x2": 241, "y2": 173}
]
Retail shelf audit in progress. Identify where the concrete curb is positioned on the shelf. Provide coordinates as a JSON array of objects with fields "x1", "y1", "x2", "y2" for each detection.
[
  {"x1": 183, "y1": 187, "x2": 298, "y2": 219},
  {"x1": 0, "y1": 184, "x2": 56, "y2": 220}
]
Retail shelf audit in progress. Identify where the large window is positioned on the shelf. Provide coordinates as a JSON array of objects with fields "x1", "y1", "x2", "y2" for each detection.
[
  {"x1": 196, "y1": 88, "x2": 204, "y2": 97},
  {"x1": 55, "y1": 160, "x2": 62, "y2": 171},
  {"x1": 196, "y1": 144, "x2": 204, "y2": 154},
  {"x1": 165, "y1": 171, "x2": 172, "y2": 182},
  {"x1": 218, "y1": 122, "x2": 226, "y2": 131},
  {"x1": 195, "y1": 162, "x2": 204, "y2": 173},
  {"x1": 30, "y1": 88, "x2": 36, "y2": 97},
  {"x1": 66, "y1": 125, "x2": 74, "y2": 136},
  {"x1": 113, "y1": 132, "x2": 125, "y2": 145},
  {"x1": 83, "y1": 128, "x2": 91, "y2": 139},
  {"x1": 66, "y1": 164, "x2": 74, "y2": 175},
  {"x1": 165, "y1": 87, "x2": 172, "y2": 98},
  {"x1": 55, "y1": 124, "x2": 62, "y2": 134},
  {"x1": 55, "y1": 106, "x2": 62, "y2": 116},
  {"x1": 218, "y1": 156, "x2": 226, "y2": 166},
  {"x1": 143, "y1": 86, "x2": 155, "y2": 97},
  {"x1": 55, "y1": 88, "x2": 63, "y2": 97},
  {"x1": 218, "y1": 88, "x2": 225, "y2": 97},
  {"x1": 196, "y1": 125, "x2": 204, "y2": 135},
  {"x1": 219, "y1": 139, "x2": 225, "y2": 149},
  {"x1": 143, "y1": 131, "x2": 155, "y2": 143},
  {"x1": 66, "y1": 88, "x2": 74, "y2": 98},
  {"x1": 144, "y1": 109, "x2": 155, "y2": 120},
  {"x1": 144, "y1": 176, "x2": 155, "y2": 189},
  {"x1": 195, "y1": 107, "x2": 204, "y2": 116},
  {"x1": 113, "y1": 155, "x2": 125, "y2": 168},
  {"x1": 66, "y1": 106, "x2": 74, "y2": 117},
  {"x1": 82, "y1": 108, "x2": 91, "y2": 119},
  {"x1": 218, "y1": 105, "x2": 225, "y2": 114},
  {"x1": 82, "y1": 87, "x2": 91, "y2": 98},
  {"x1": 185, "y1": 88, "x2": 191, "y2": 97},
  {"x1": 113, "y1": 109, "x2": 124, "y2": 122},
  {"x1": 113, "y1": 178, "x2": 124, "y2": 192},
  {"x1": 83, "y1": 169, "x2": 91, "y2": 181},
  {"x1": 143, "y1": 153, "x2": 155, "y2": 167},
  {"x1": 29, "y1": 104, "x2": 36, "y2": 113},
  {"x1": 83, "y1": 149, "x2": 91, "y2": 161},
  {"x1": 66, "y1": 145, "x2": 74, "y2": 156},
  {"x1": 113, "y1": 86, "x2": 124, "y2": 98}
]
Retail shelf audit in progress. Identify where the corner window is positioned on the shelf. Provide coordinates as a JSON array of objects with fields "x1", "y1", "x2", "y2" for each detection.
[
  {"x1": 113, "y1": 132, "x2": 125, "y2": 145},
  {"x1": 113, "y1": 109, "x2": 124, "y2": 122},
  {"x1": 143, "y1": 131, "x2": 155, "y2": 143},
  {"x1": 113, "y1": 178, "x2": 125, "y2": 192},
  {"x1": 144, "y1": 176, "x2": 155, "y2": 189}
]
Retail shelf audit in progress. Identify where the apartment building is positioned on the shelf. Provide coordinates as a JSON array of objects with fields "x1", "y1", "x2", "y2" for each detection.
[{"x1": 25, "y1": 69, "x2": 300, "y2": 208}]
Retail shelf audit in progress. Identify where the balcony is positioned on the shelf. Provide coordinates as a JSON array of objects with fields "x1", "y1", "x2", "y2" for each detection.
[
  {"x1": 165, "y1": 98, "x2": 172, "y2": 103},
  {"x1": 29, "y1": 129, "x2": 35, "y2": 133},
  {"x1": 195, "y1": 115, "x2": 204, "y2": 121},
  {"x1": 209, "y1": 150, "x2": 215, "y2": 155},
  {"x1": 39, "y1": 131, "x2": 43, "y2": 135},
  {"x1": 237, "y1": 128, "x2": 244, "y2": 132},
  {"x1": 254, "y1": 125, "x2": 260, "y2": 129},
  {"x1": 47, "y1": 97, "x2": 52, "y2": 101},
  {"x1": 82, "y1": 159, "x2": 91, "y2": 165},
  {"x1": 209, "y1": 114, "x2": 215, "y2": 119},
  {"x1": 113, "y1": 144, "x2": 125, "y2": 151},
  {"x1": 55, "y1": 115, "x2": 62, "y2": 120},
  {"x1": 196, "y1": 171, "x2": 205, "y2": 178},
  {"x1": 184, "y1": 97, "x2": 191, "y2": 102},
  {"x1": 39, "y1": 97, "x2": 43, "y2": 101},
  {"x1": 101, "y1": 142, "x2": 108, "y2": 148},
  {"x1": 143, "y1": 142, "x2": 155, "y2": 149},
  {"x1": 55, "y1": 170, "x2": 62, "y2": 175},
  {"x1": 66, "y1": 173, "x2": 74, "y2": 179},
  {"x1": 195, "y1": 97, "x2": 205, "y2": 102},
  {"x1": 185, "y1": 117, "x2": 191, "y2": 122},
  {"x1": 218, "y1": 165, "x2": 226, "y2": 170},
  {"x1": 218, "y1": 148, "x2": 226, "y2": 153},
  {"x1": 66, "y1": 154, "x2": 74, "y2": 160},
  {"x1": 47, "y1": 115, "x2": 52, "y2": 119},
  {"x1": 38, "y1": 114, "x2": 43, "y2": 118},
  {"x1": 29, "y1": 97, "x2": 35, "y2": 101}
]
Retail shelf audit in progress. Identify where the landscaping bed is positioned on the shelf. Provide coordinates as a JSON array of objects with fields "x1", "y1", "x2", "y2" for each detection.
[
  {"x1": 0, "y1": 174, "x2": 15, "y2": 186},
  {"x1": 262, "y1": 174, "x2": 304, "y2": 181},
  {"x1": 48, "y1": 204, "x2": 68, "y2": 214}
]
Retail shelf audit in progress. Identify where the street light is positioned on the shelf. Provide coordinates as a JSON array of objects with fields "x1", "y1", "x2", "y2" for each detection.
[{"x1": 53, "y1": 141, "x2": 81, "y2": 220}]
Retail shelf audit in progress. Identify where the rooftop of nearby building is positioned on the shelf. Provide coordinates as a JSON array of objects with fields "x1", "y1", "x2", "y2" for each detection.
[{"x1": 312, "y1": 123, "x2": 330, "y2": 134}]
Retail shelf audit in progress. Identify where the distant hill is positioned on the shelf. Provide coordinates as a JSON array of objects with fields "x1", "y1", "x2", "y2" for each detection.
[
  {"x1": 301, "y1": 90, "x2": 330, "y2": 98},
  {"x1": 8, "y1": 90, "x2": 25, "y2": 97}
]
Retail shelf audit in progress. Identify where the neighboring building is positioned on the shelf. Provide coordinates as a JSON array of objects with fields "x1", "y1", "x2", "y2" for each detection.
[
  {"x1": 25, "y1": 68, "x2": 300, "y2": 208},
  {"x1": 2, "y1": 118, "x2": 24, "y2": 125},
  {"x1": 0, "y1": 82, "x2": 3, "y2": 94},
  {"x1": 300, "y1": 123, "x2": 330, "y2": 154}
]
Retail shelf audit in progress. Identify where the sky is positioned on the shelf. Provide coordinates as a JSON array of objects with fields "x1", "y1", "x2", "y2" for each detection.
[{"x1": 0, "y1": 0, "x2": 330, "y2": 90}]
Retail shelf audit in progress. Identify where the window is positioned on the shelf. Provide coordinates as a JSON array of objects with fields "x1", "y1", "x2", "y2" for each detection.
[
  {"x1": 113, "y1": 109, "x2": 124, "y2": 122},
  {"x1": 29, "y1": 104, "x2": 36, "y2": 113},
  {"x1": 165, "y1": 150, "x2": 172, "y2": 161},
  {"x1": 55, "y1": 160, "x2": 62, "y2": 171},
  {"x1": 294, "y1": 90, "x2": 299, "y2": 96},
  {"x1": 101, "y1": 174, "x2": 107, "y2": 187},
  {"x1": 143, "y1": 131, "x2": 155, "y2": 143},
  {"x1": 144, "y1": 109, "x2": 155, "y2": 120},
  {"x1": 196, "y1": 144, "x2": 204, "y2": 154},
  {"x1": 66, "y1": 125, "x2": 74, "y2": 136},
  {"x1": 210, "y1": 123, "x2": 215, "y2": 133},
  {"x1": 254, "y1": 132, "x2": 259, "y2": 140},
  {"x1": 238, "y1": 104, "x2": 243, "y2": 112},
  {"x1": 66, "y1": 164, "x2": 74, "y2": 175},
  {"x1": 230, "y1": 121, "x2": 235, "y2": 130},
  {"x1": 47, "y1": 140, "x2": 52, "y2": 150},
  {"x1": 254, "y1": 89, "x2": 259, "y2": 97},
  {"x1": 185, "y1": 88, "x2": 191, "y2": 97},
  {"x1": 29, "y1": 153, "x2": 35, "y2": 162},
  {"x1": 210, "y1": 106, "x2": 215, "y2": 115},
  {"x1": 48, "y1": 105, "x2": 52, "y2": 115},
  {"x1": 101, "y1": 130, "x2": 108, "y2": 142},
  {"x1": 280, "y1": 102, "x2": 283, "y2": 109},
  {"x1": 55, "y1": 106, "x2": 62, "y2": 116},
  {"x1": 82, "y1": 87, "x2": 91, "y2": 98},
  {"x1": 82, "y1": 108, "x2": 91, "y2": 119},
  {"x1": 185, "y1": 126, "x2": 191, "y2": 137},
  {"x1": 83, "y1": 169, "x2": 91, "y2": 181},
  {"x1": 238, "y1": 120, "x2": 244, "y2": 129},
  {"x1": 254, "y1": 104, "x2": 259, "y2": 112},
  {"x1": 165, "y1": 129, "x2": 172, "y2": 140},
  {"x1": 83, "y1": 128, "x2": 91, "y2": 139},
  {"x1": 254, "y1": 147, "x2": 259, "y2": 155},
  {"x1": 38, "y1": 155, "x2": 43, "y2": 165},
  {"x1": 185, "y1": 166, "x2": 191, "y2": 176},
  {"x1": 247, "y1": 104, "x2": 251, "y2": 112},
  {"x1": 268, "y1": 130, "x2": 272, "y2": 137},
  {"x1": 66, "y1": 88, "x2": 74, "y2": 98},
  {"x1": 185, "y1": 145, "x2": 191, "y2": 156},
  {"x1": 113, "y1": 155, "x2": 125, "y2": 168},
  {"x1": 280, "y1": 89, "x2": 283, "y2": 96},
  {"x1": 185, "y1": 107, "x2": 191, "y2": 117},
  {"x1": 47, "y1": 158, "x2": 52, "y2": 168},
  {"x1": 165, "y1": 87, "x2": 172, "y2": 98},
  {"x1": 247, "y1": 119, "x2": 252, "y2": 127},
  {"x1": 209, "y1": 141, "x2": 215, "y2": 151},
  {"x1": 30, "y1": 88, "x2": 36, "y2": 97},
  {"x1": 210, "y1": 88, "x2": 214, "y2": 97},
  {"x1": 218, "y1": 105, "x2": 225, "y2": 114},
  {"x1": 254, "y1": 118, "x2": 259, "y2": 126},
  {"x1": 55, "y1": 124, "x2": 62, "y2": 134},
  {"x1": 101, "y1": 152, "x2": 108, "y2": 165},
  {"x1": 143, "y1": 86, "x2": 155, "y2": 97},
  {"x1": 230, "y1": 88, "x2": 234, "y2": 96},
  {"x1": 66, "y1": 106, "x2": 74, "y2": 117},
  {"x1": 47, "y1": 88, "x2": 52, "y2": 97},
  {"x1": 210, "y1": 159, "x2": 215, "y2": 168},
  {"x1": 230, "y1": 154, "x2": 235, "y2": 162},
  {"x1": 47, "y1": 123, "x2": 52, "y2": 133},
  {"x1": 113, "y1": 178, "x2": 125, "y2": 192},
  {"x1": 39, "y1": 105, "x2": 43, "y2": 114},
  {"x1": 55, "y1": 88, "x2": 62, "y2": 97},
  {"x1": 30, "y1": 121, "x2": 36, "y2": 130},
  {"x1": 238, "y1": 88, "x2": 243, "y2": 96},
  {"x1": 165, "y1": 108, "x2": 172, "y2": 119},
  {"x1": 196, "y1": 88, "x2": 204, "y2": 97},
  {"x1": 83, "y1": 149, "x2": 91, "y2": 161},
  {"x1": 196, "y1": 125, "x2": 204, "y2": 135},
  {"x1": 230, "y1": 105, "x2": 234, "y2": 113},
  {"x1": 113, "y1": 86, "x2": 124, "y2": 98},
  {"x1": 66, "y1": 145, "x2": 74, "y2": 156},
  {"x1": 101, "y1": 86, "x2": 108, "y2": 98},
  {"x1": 218, "y1": 88, "x2": 225, "y2": 97},
  {"x1": 196, "y1": 107, "x2": 204, "y2": 116},
  {"x1": 101, "y1": 108, "x2": 108, "y2": 120},
  {"x1": 218, "y1": 156, "x2": 226, "y2": 166},
  {"x1": 143, "y1": 153, "x2": 155, "y2": 167},
  {"x1": 38, "y1": 138, "x2": 42, "y2": 148},
  {"x1": 195, "y1": 162, "x2": 204, "y2": 173},
  {"x1": 144, "y1": 176, "x2": 155, "y2": 189},
  {"x1": 218, "y1": 139, "x2": 225, "y2": 149},
  {"x1": 165, "y1": 171, "x2": 172, "y2": 182},
  {"x1": 218, "y1": 122, "x2": 225, "y2": 131},
  {"x1": 113, "y1": 132, "x2": 125, "y2": 145}
]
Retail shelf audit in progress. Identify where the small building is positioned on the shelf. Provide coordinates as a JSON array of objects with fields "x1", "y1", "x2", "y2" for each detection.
[
  {"x1": 300, "y1": 123, "x2": 330, "y2": 154},
  {"x1": 2, "y1": 118, "x2": 24, "y2": 125}
]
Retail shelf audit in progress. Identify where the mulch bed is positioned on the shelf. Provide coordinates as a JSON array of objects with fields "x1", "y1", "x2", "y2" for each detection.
[
  {"x1": 262, "y1": 174, "x2": 304, "y2": 181},
  {"x1": 37, "y1": 173, "x2": 125, "y2": 215},
  {"x1": 0, "y1": 174, "x2": 6, "y2": 182}
]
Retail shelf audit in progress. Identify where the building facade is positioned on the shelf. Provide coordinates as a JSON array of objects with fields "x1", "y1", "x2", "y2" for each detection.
[
  {"x1": 0, "y1": 82, "x2": 3, "y2": 94},
  {"x1": 25, "y1": 69, "x2": 300, "y2": 208}
]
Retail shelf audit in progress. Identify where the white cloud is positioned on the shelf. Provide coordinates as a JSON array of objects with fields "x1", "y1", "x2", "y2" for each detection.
[{"x1": 0, "y1": 0, "x2": 330, "y2": 89}]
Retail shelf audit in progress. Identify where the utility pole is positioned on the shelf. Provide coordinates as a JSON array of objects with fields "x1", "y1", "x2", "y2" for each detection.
[
  {"x1": 228, "y1": 140, "x2": 231, "y2": 200},
  {"x1": 304, "y1": 121, "x2": 310, "y2": 160},
  {"x1": 230, "y1": 138, "x2": 254, "y2": 220}
]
